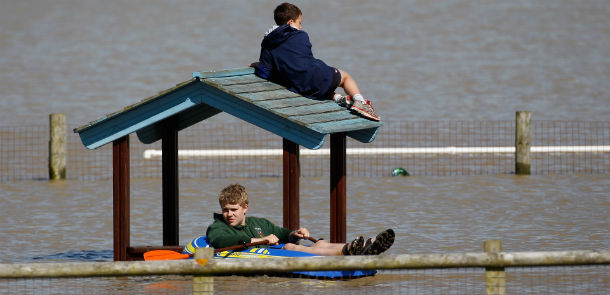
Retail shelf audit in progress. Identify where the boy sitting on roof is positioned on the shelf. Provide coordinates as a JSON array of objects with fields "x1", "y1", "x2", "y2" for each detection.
[
  {"x1": 206, "y1": 184, "x2": 394, "y2": 256},
  {"x1": 251, "y1": 2, "x2": 380, "y2": 121}
]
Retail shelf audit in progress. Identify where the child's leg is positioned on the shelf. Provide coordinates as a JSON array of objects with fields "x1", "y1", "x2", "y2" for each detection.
[
  {"x1": 331, "y1": 69, "x2": 361, "y2": 106},
  {"x1": 283, "y1": 240, "x2": 344, "y2": 256},
  {"x1": 337, "y1": 69, "x2": 361, "y2": 97},
  {"x1": 331, "y1": 68, "x2": 380, "y2": 121},
  {"x1": 337, "y1": 69, "x2": 368, "y2": 104},
  {"x1": 335, "y1": 69, "x2": 380, "y2": 121}
]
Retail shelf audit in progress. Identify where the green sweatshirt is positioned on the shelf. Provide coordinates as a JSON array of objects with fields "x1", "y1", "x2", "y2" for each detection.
[{"x1": 205, "y1": 213, "x2": 293, "y2": 248}]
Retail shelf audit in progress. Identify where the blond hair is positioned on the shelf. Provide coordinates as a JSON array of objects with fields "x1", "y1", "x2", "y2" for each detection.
[{"x1": 218, "y1": 183, "x2": 249, "y2": 207}]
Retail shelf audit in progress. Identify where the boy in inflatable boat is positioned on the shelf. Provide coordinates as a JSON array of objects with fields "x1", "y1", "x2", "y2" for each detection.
[{"x1": 204, "y1": 184, "x2": 394, "y2": 256}]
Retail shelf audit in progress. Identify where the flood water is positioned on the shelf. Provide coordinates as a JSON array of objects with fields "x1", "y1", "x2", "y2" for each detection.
[
  {"x1": 0, "y1": 0, "x2": 608, "y2": 293},
  {"x1": 1, "y1": 175, "x2": 609, "y2": 264},
  {"x1": 0, "y1": 0, "x2": 608, "y2": 126},
  {"x1": 1, "y1": 175, "x2": 609, "y2": 293}
]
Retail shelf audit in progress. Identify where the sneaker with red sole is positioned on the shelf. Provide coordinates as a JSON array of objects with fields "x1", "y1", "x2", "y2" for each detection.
[
  {"x1": 350, "y1": 99, "x2": 380, "y2": 121},
  {"x1": 334, "y1": 95, "x2": 353, "y2": 108}
]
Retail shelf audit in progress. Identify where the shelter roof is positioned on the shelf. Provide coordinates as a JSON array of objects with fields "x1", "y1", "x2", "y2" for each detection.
[{"x1": 74, "y1": 68, "x2": 382, "y2": 149}]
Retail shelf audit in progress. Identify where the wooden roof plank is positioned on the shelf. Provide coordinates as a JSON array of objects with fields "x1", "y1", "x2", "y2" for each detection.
[
  {"x1": 206, "y1": 74, "x2": 266, "y2": 86},
  {"x1": 272, "y1": 102, "x2": 344, "y2": 116},
  {"x1": 222, "y1": 81, "x2": 285, "y2": 93},
  {"x1": 290, "y1": 110, "x2": 355, "y2": 124},
  {"x1": 310, "y1": 118, "x2": 382, "y2": 134},
  {"x1": 198, "y1": 82, "x2": 328, "y2": 149},
  {"x1": 239, "y1": 89, "x2": 301, "y2": 101},
  {"x1": 195, "y1": 67, "x2": 255, "y2": 79},
  {"x1": 253, "y1": 97, "x2": 324, "y2": 109}
]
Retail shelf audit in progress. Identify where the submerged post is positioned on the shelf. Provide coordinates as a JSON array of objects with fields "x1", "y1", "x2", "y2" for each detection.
[
  {"x1": 113, "y1": 135, "x2": 130, "y2": 261},
  {"x1": 162, "y1": 115, "x2": 179, "y2": 246},
  {"x1": 49, "y1": 113, "x2": 66, "y2": 180},
  {"x1": 515, "y1": 111, "x2": 531, "y2": 175},
  {"x1": 485, "y1": 240, "x2": 505, "y2": 295},
  {"x1": 283, "y1": 139, "x2": 300, "y2": 230},
  {"x1": 330, "y1": 133, "x2": 347, "y2": 243}
]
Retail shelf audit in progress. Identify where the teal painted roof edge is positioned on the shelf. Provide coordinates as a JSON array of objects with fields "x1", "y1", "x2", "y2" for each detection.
[
  {"x1": 75, "y1": 81, "x2": 203, "y2": 149},
  {"x1": 73, "y1": 79, "x2": 200, "y2": 134}
]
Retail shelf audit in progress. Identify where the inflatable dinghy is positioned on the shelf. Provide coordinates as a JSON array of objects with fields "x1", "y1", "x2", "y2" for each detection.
[{"x1": 183, "y1": 236, "x2": 376, "y2": 279}]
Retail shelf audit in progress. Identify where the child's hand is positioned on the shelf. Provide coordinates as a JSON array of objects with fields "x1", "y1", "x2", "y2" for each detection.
[
  {"x1": 263, "y1": 234, "x2": 280, "y2": 245},
  {"x1": 292, "y1": 228, "x2": 310, "y2": 240},
  {"x1": 252, "y1": 234, "x2": 279, "y2": 245},
  {"x1": 249, "y1": 62, "x2": 260, "y2": 68}
]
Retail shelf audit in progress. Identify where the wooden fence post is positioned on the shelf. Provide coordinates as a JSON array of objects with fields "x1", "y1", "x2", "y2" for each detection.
[
  {"x1": 193, "y1": 248, "x2": 214, "y2": 295},
  {"x1": 49, "y1": 113, "x2": 66, "y2": 180},
  {"x1": 485, "y1": 240, "x2": 505, "y2": 295},
  {"x1": 515, "y1": 111, "x2": 531, "y2": 175}
]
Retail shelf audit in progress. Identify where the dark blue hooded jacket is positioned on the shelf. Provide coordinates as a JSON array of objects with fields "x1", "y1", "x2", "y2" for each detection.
[{"x1": 255, "y1": 24, "x2": 335, "y2": 99}]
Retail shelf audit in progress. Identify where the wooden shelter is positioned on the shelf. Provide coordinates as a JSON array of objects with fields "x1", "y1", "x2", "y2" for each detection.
[{"x1": 74, "y1": 68, "x2": 382, "y2": 261}]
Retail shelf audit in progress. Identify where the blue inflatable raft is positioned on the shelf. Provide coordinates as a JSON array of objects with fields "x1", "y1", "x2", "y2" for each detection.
[{"x1": 183, "y1": 236, "x2": 376, "y2": 279}]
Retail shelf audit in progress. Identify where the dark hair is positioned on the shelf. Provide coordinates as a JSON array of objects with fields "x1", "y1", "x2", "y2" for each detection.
[{"x1": 274, "y1": 2, "x2": 302, "y2": 25}]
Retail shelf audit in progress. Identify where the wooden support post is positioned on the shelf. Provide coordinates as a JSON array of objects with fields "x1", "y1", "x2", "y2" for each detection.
[
  {"x1": 515, "y1": 111, "x2": 531, "y2": 175},
  {"x1": 112, "y1": 136, "x2": 130, "y2": 261},
  {"x1": 162, "y1": 116, "x2": 179, "y2": 246},
  {"x1": 282, "y1": 139, "x2": 300, "y2": 230},
  {"x1": 48, "y1": 113, "x2": 66, "y2": 180},
  {"x1": 485, "y1": 240, "x2": 505, "y2": 295},
  {"x1": 330, "y1": 133, "x2": 347, "y2": 243},
  {"x1": 193, "y1": 247, "x2": 215, "y2": 294},
  {"x1": 194, "y1": 247, "x2": 214, "y2": 295}
]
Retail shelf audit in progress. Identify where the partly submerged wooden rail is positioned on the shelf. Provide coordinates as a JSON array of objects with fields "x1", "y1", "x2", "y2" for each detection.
[
  {"x1": 142, "y1": 145, "x2": 610, "y2": 159},
  {"x1": 1, "y1": 250, "x2": 608, "y2": 278}
]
